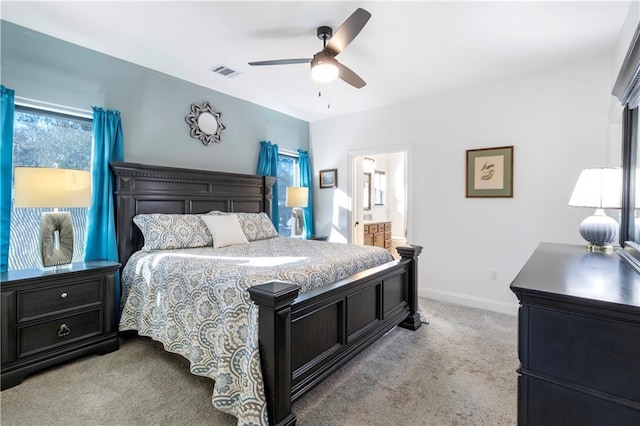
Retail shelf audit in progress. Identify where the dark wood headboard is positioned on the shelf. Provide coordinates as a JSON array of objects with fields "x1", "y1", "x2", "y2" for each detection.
[{"x1": 110, "y1": 162, "x2": 276, "y2": 267}]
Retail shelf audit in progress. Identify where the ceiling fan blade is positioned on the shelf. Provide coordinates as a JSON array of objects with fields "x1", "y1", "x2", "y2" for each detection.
[
  {"x1": 325, "y1": 8, "x2": 371, "y2": 56},
  {"x1": 248, "y1": 58, "x2": 311, "y2": 66},
  {"x1": 337, "y1": 62, "x2": 366, "y2": 89}
]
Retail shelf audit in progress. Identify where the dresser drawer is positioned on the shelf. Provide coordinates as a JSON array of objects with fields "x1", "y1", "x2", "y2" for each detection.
[
  {"x1": 17, "y1": 278, "x2": 102, "y2": 321},
  {"x1": 18, "y1": 309, "x2": 103, "y2": 358},
  {"x1": 526, "y1": 306, "x2": 640, "y2": 403},
  {"x1": 384, "y1": 231, "x2": 391, "y2": 240},
  {"x1": 521, "y1": 375, "x2": 640, "y2": 425},
  {"x1": 374, "y1": 233, "x2": 385, "y2": 247},
  {"x1": 377, "y1": 223, "x2": 385, "y2": 232},
  {"x1": 363, "y1": 224, "x2": 371, "y2": 234},
  {"x1": 384, "y1": 223, "x2": 391, "y2": 231}
]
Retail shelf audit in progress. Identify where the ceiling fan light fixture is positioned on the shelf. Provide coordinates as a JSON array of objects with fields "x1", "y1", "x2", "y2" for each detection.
[{"x1": 310, "y1": 53, "x2": 339, "y2": 83}]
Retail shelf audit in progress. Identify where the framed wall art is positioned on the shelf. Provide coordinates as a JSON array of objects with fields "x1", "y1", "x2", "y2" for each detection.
[
  {"x1": 319, "y1": 169, "x2": 337, "y2": 188},
  {"x1": 466, "y1": 146, "x2": 514, "y2": 198}
]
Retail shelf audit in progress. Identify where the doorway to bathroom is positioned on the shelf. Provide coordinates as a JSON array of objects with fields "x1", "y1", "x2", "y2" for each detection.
[{"x1": 348, "y1": 145, "x2": 411, "y2": 257}]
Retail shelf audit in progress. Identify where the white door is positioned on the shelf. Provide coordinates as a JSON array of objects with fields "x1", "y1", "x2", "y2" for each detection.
[
  {"x1": 350, "y1": 155, "x2": 365, "y2": 245},
  {"x1": 348, "y1": 146, "x2": 412, "y2": 246}
]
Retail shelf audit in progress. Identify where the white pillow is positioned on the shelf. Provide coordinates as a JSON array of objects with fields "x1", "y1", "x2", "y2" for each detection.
[
  {"x1": 206, "y1": 211, "x2": 279, "y2": 241},
  {"x1": 201, "y1": 214, "x2": 249, "y2": 248}
]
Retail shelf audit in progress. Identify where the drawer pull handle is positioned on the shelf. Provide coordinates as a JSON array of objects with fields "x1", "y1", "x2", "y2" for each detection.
[
  {"x1": 57, "y1": 324, "x2": 71, "y2": 338},
  {"x1": 60, "y1": 292, "x2": 68, "y2": 299}
]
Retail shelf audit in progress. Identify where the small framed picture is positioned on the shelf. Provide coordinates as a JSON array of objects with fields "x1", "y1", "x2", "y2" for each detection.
[
  {"x1": 319, "y1": 169, "x2": 337, "y2": 188},
  {"x1": 466, "y1": 146, "x2": 514, "y2": 198}
]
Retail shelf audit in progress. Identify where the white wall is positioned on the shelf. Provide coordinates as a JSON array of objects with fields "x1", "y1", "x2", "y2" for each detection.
[{"x1": 310, "y1": 54, "x2": 612, "y2": 314}]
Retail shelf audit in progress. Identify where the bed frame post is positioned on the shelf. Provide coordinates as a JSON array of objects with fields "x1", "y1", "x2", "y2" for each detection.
[
  {"x1": 397, "y1": 245, "x2": 424, "y2": 331},
  {"x1": 248, "y1": 281, "x2": 301, "y2": 426}
]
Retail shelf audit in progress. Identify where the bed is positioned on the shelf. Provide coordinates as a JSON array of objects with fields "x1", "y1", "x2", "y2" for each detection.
[{"x1": 111, "y1": 162, "x2": 423, "y2": 426}]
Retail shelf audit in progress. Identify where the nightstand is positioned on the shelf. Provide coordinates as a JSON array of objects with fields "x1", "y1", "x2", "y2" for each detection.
[{"x1": 1, "y1": 261, "x2": 120, "y2": 390}]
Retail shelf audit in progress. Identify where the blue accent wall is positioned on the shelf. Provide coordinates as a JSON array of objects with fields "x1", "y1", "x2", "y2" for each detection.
[{"x1": 0, "y1": 21, "x2": 309, "y2": 174}]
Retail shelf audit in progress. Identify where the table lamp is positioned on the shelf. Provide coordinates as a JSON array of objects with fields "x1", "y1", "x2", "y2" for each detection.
[
  {"x1": 14, "y1": 167, "x2": 91, "y2": 267},
  {"x1": 568, "y1": 167, "x2": 622, "y2": 251},
  {"x1": 286, "y1": 186, "x2": 309, "y2": 238}
]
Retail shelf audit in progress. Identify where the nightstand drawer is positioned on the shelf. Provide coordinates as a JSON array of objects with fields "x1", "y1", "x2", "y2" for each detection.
[
  {"x1": 18, "y1": 309, "x2": 103, "y2": 358},
  {"x1": 17, "y1": 279, "x2": 102, "y2": 321}
]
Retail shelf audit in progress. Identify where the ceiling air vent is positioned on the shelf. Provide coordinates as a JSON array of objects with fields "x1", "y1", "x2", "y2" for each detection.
[{"x1": 210, "y1": 64, "x2": 241, "y2": 78}]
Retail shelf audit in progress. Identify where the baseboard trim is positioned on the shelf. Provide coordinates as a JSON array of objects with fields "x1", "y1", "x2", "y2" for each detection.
[{"x1": 420, "y1": 287, "x2": 518, "y2": 315}]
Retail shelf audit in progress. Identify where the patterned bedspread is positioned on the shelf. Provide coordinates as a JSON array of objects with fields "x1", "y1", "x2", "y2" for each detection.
[{"x1": 119, "y1": 237, "x2": 393, "y2": 425}]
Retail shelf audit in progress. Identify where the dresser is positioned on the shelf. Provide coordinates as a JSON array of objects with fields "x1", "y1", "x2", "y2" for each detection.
[
  {"x1": 1, "y1": 261, "x2": 120, "y2": 390},
  {"x1": 510, "y1": 243, "x2": 640, "y2": 425},
  {"x1": 363, "y1": 221, "x2": 392, "y2": 252}
]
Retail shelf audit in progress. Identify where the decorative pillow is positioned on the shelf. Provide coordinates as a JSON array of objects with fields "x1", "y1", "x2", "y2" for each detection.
[
  {"x1": 206, "y1": 211, "x2": 279, "y2": 241},
  {"x1": 201, "y1": 214, "x2": 249, "y2": 248},
  {"x1": 133, "y1": 214, "x2": 212, "y2": 251}
]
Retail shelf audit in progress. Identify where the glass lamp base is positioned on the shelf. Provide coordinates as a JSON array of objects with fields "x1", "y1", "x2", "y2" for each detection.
[
  {"x1": 586, "y1": 243, "x2": 614, "y2": 253},
  {"x1": 41, "y1": 211, "x2": 74, "y2": 267},
  {"x1": 579, "y1": 211, "x2": 618, "y2": 252}
]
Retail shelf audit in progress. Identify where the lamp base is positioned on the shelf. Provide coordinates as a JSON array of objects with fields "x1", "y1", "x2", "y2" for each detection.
[
  {"x1": 291, "y1": 207, "x2": 305, "y2": 238},
  {"x1": 586, "y1": 243, "x2": 614, "y2": 253},
  {"x1": 41, "y1": 211, "x2": 74, "y2": 267},
  {"x1": 578, "y1": 209, "x2": 618, "y2": 252}
]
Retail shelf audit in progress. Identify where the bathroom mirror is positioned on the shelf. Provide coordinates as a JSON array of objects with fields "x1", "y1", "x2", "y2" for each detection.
[
  {"x1": 185, "y1": 102, "x2": 226, "y2": 145},
  {"x1": 363, "y1": 172, "x2": 372, "y2": 211},
  {"x1": 373, "y1": 170, "x2": 386, "y2": 206}
]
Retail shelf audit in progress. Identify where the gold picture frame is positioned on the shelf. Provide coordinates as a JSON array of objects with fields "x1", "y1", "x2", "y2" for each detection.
[{"x1": 466, "y1": 146, "x2": 513, "y2": 198}]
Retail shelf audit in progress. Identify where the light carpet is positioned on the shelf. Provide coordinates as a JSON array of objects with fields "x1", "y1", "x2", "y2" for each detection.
[{"x1": 1, "y1": 298, "x2": 517, "y2": 425}]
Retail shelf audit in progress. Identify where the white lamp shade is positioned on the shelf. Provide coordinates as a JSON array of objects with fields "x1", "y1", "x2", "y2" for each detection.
[
  {"x1": 286, "y1": 186, "x2": 309, "y2": 208},
  {"x1": 568, "y1": 167, "x2": 622, "y2": 209},
  {"x1": 14, "y1": 167, "x2": 92, "y2": 208}
]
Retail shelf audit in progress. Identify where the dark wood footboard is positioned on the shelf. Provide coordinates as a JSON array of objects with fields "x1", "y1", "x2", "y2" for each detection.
[{"x1": 249, "y1": 245, "x2": 423, "y2": 426}]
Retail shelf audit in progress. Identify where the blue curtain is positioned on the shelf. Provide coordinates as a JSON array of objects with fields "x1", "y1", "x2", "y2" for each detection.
[
  {"x1": 0, "y1": 86, "x2": 15, "y2": 272},
  {"x1": 298, "y1": 149, "x2": 315, "y2": 239},
  {"x1": 85, "y1": 107, "x2": 123, "y2": 315},
  {"x1": 256, "y1": 141, "x2": 279, "y2": 228}
]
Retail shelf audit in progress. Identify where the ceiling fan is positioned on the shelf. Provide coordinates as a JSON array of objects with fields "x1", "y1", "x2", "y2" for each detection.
[{"x1": 248, "y1": 8, "x2": 371, "y2": 89}]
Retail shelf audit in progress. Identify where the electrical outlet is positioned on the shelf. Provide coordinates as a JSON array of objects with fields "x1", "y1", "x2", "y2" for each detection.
[{"x1": 490, "y1": 270, "x2": 499, "y2": 280}]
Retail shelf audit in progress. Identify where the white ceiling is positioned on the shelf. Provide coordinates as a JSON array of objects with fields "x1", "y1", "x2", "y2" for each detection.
[{"x1": 1, "y1": 1, "x2": 631, "y2": 122}]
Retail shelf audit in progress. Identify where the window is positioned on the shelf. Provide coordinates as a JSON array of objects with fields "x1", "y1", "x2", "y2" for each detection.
[
  {"x1": 277, "y1": 153, "x2": 300, "y2": 236},
  {"x1": 9, "y1": 106, "x2": 92, "y2": 270}
]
